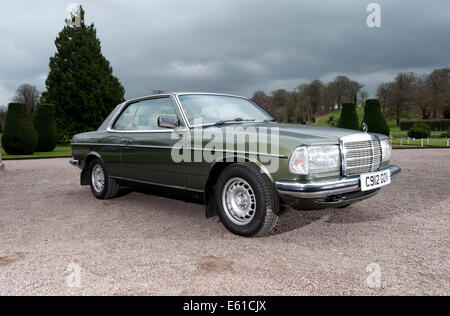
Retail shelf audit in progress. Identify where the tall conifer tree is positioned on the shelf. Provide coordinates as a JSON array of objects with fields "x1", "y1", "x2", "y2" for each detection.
[{"x1": 43, "y1": 6, "x2": 125, "y2": 140}]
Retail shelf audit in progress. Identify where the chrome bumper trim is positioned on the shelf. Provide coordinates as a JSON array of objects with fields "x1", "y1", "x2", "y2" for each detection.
[
  {"x1": 69, "y1": 159, "x2": 80, "y2": 167},
  {"x1": 276, "y1": 165, "x2": 401, "y2": 199}
]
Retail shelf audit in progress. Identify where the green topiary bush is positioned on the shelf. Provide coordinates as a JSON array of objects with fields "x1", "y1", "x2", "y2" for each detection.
[
  {"x1": 407, "y1": 122, "x2": 431, "y2": 139},
  {"x1": 362, "y1": 99, "x2": 390, "y2": 136},
  {"x1": 1, "y1": 103, "x2": 38, "y2": 154},
  {"x1": 32, "y1": 103, "x2": 57, "y2": 152},
  {"x1": 338, "y1": 102, "x2": 359, "y2": 130}
]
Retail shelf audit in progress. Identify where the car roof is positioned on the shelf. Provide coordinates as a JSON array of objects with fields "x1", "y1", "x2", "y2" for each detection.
[{"x1": 125, "y1": 92, "x2": 249, "y2": 103}]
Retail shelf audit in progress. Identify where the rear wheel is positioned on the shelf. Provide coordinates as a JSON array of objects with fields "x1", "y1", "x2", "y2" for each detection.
[
  {"x1": 216, "y1": 163, "x2": 279, "y2": 237},
  {"x1": 89, "y1": 159, "x2": 120, "y2": 199}
]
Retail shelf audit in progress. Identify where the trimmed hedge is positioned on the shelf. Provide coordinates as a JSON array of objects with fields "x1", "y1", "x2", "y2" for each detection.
[
  {"x1": 362, "y1": 99, "x2": 390, "y2": 136},
  {"x1": 407, "y1": 122, "x2": 431, "y2": 139},
  {"x1": 400, "y1": 119, "x2": 450, "y2": 131},
  {"x1": 33, "y1": 103, "x2": 57, "y2": 152},
  {"x1": 338, "y1": 102, "x2": 359, "y2": 130},
  {"x1": 1, "y1": 103, "x2": 38, "y2": 155}
]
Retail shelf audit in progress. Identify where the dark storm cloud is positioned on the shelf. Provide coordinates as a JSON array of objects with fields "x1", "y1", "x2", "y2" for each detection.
[{"x1": 0, "y1": 0, "x2": 449, "y2": 105}]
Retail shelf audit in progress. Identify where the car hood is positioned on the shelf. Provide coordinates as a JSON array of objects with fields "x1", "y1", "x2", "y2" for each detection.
[
  {"x1": 203, "y1": 122, "x2": 370, "y2": 155},
  {"x1": 265, "y1": 123, "x2": 360, "y2": 143},
  {"x1": 235, "y1": 122, "x2": 364, "y2": 146}
]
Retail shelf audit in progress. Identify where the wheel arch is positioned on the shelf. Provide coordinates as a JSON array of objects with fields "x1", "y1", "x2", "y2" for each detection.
[
  {"x1": 80, "y1": 151, "x2": 104, "y2": 186},
  {"x1": 204, "y1": 154, "x2": 274, "y2": 218}
]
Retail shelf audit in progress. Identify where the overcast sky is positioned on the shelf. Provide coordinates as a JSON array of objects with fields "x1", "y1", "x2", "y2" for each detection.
[{"x1": 0, "y1": 0, "x2": 449, "y2": 106}]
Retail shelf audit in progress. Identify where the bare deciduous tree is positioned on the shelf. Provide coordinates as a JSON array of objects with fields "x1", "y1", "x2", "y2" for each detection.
[
  {"x1": 376, "y1": 82, "x2": 394, "y2": 113},
  {"x1": 325, "y1": 76, "x2": 363, "y2": 109},
  {"x1": 11, "y1": 84, "x2": 40, "y2": 117},
  {"x1": 358, "y1": 90, "x2": 369, "y2": 107},
  {"x1": 251, "y1": 91, "x2": 275, "y2": 117},
  {"x1": 427, "y1": 68, "x2": 450, "y2": 118},
  {"x1": 390, "y1": 72, "x2": 416, "y2": 126},
  {"x1": 415, "y1": 74, "x2": 433, "y2": 119},
  {"x1": 304, "y1": 79, "x2": 324, "y2": 114}
]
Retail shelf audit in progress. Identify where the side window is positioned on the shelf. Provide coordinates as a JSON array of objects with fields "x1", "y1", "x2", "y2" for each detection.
[
  {"x1": 112, "y1": 102, "x2": 139, "y2": 130},
  {"x1": 132, "y1": 98, "x2": 177, "y2": 130},
  {"x1": 112, "y1": 97, "x2": 177, "y2": 131}
]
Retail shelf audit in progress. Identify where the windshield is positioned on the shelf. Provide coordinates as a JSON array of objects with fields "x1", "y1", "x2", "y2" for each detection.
[{"x1": 178, "y1": 94, "x2": 273, "y2": 126}]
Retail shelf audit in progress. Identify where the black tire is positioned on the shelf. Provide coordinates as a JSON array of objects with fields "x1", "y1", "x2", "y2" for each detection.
[
  {"x1": 215, "y1": 163, "x2": 279, "y2": 237},
  {"x1": 89, "y1": 159, "x2": 120, "y2": 199}
]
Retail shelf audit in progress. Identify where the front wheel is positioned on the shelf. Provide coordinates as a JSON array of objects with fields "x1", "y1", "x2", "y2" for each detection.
[
  {"x1": 89, "y1": 159, "x2": 120, "y2": 199},
  {"x1": 215, "y1": 163, "x2": 279, "y2": 237}
]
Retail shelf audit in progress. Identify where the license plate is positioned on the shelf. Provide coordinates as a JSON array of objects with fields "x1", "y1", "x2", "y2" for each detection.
[{"x1": 360, "y1": 170, "x2": 391, "y2": 191}]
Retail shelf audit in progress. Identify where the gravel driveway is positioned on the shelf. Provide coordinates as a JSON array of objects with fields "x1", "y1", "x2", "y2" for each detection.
[{"x1": 0, "y1": 149, "x2": 449, "y2": 295}]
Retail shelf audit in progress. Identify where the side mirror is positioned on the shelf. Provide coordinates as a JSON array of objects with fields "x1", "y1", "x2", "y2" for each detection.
[{"x1": 158, "y1": 115, "x2": 179, "y2": 129}]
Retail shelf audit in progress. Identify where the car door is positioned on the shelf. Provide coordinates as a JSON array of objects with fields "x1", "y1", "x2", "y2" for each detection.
[{"x1": 109, "y1": 96, "x2": 186, "y2": 187}]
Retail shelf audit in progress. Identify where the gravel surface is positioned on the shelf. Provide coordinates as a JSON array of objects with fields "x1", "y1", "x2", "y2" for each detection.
[{"x1": 0, "y1": 149, "x2": 449, "y2": 295}]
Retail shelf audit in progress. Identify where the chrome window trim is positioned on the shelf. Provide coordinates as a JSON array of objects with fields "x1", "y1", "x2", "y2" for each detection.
[
  {"x1": 109, "y1": 129, "x2": 175, "y2": 134},
  {"x1": 173, "y1": 94, "x2": 192, "y2": 129},
  {"x1": 174, "y1": 92, "x2": 251, "y2": 100},
  {"x1": 106, "y1": 94, "x2": 189, "y2": 133}
]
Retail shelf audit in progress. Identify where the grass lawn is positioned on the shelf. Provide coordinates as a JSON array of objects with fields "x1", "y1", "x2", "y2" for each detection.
[
  {"x1": 392, "y1": 137, "x2": 449, "y2": 148},
  {"x1": 1, "y1": 145, "x2": 72, "y2": 159}
]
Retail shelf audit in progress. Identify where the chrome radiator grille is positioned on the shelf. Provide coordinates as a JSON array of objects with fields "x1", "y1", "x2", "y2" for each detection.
[{"x1": 341, "y1": 134, "x2": 382, "y2": 176}]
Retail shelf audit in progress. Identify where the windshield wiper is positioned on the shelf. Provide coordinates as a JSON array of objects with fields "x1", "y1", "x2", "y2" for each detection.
[
  {"x1": 263, "y1": 118, "x2": 279, "y2": 123},
  {"x1": 213, "y1": 118, "x2": 255, "y2": 126}
]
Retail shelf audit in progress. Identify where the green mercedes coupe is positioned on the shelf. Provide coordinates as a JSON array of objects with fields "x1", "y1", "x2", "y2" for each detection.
[{"x1": 70, "y1": 93, "x2": 400, "y2": 236}]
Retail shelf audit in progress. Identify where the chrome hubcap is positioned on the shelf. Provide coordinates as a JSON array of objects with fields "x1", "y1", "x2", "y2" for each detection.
[
  {"x1": 222, "y1": 177, "x2": 256, "y2": 225},
  {"x1": 92, "y1": 164, "x2": 105, "y2": 193}
]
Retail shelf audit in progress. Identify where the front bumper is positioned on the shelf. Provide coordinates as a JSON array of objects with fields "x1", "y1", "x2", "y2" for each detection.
[
  {"x1": 276, "y1": 165, "x2": 401, "y2": 199},
  {"x1": 69, "y1": 159, "x2": 80, "y2": 167}
]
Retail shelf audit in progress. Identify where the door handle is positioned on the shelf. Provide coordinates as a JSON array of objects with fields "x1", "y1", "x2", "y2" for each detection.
[{"x1": 121, "y1": 138, "x2": 133, "y2": 145}]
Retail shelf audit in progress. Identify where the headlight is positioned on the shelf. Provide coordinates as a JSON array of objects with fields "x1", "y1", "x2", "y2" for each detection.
[
  {"x1": 381, "y1": 139, "x2": 392, "y2": 162},
  {"x1": 289, "y1": 145, "x2": 341, "y2": 175}
]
